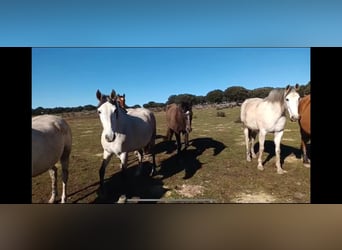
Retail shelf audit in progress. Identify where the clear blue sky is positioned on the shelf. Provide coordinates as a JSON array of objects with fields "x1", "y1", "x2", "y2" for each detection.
[
  {"x1": 32, "y1": 48, "x2": 310, "y2": 108},
  {"x1": 1, "y1": 0, "x2": 341, "y2": 46},
  {"x1": 1, "y1": 0, "x2": 339, "y2": 108}
]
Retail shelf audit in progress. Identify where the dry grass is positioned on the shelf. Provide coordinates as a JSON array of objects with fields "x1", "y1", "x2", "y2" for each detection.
[{"x1": 32, "y1": 107, "x2": 310, "y2": 203}]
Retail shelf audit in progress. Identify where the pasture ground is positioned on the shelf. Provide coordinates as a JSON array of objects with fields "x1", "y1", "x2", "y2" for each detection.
[{"x1": 32, "y1": 106, "x2": 310, "y2": 203}]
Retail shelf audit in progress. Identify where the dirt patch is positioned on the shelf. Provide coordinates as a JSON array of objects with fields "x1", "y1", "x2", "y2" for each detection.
[
  {"x1": 284, "y1": 154, "x2": 299, "y2": 163},
  {"x1": 231, "y1": 191, "x2": 276, "y2": 203},
  {"x1": 175, "y1": 184, "x2": 205, "y2": 198},
  {"x1": 282, "y1": 138, "x2": 295, "y2": 141}
]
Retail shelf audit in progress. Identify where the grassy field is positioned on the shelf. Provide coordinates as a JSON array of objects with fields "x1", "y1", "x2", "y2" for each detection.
[{"x1": 32, "y1": 106, "x2": 310, "y2": 203}]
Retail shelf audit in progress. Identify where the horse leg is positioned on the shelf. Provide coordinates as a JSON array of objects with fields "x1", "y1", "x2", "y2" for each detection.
[
  {"x1": 145, "y1": 147, "x2": 156, "y2": 176},
  {"x1": 60, "y1": 158, "x2": 69, "y2": 203},
  {"x1": 48, "y1": 166, "x2": 58, "y2": 203},
  {"x1": 167, "y1": 128, "x2": 174, "y2": 141},
  {"x1": 274, "y1": 130, "x2": 286, "y2": 174},
  {"x1": 243, "y1": 127, "x2": 251, "y2": 161},
  {"x1": 60, "y1": 147, "x2": 70, "y2": 203},
  {"x1": 119, "y1": 152, "x2": 128, "y2": 175},
  {"x1": 134, "y1": 149, "x2": 144, "y2": 176},
  {"x1": 184, "y1": 132, "x2": 189, "y2": 148},
  {"x1": 99, "y1": 151, "x2": 113, "y2": 192},
  {"x1": 250, "y1": 130, "x2": 257, "y2": 159},
  {"x1": 301, "y1": 132, "x2": 310, "y2": 167},
  {"x1": 175, "y1": 132, "x2": 182, "y2": 154},
  {"x1": 257, "y1": 131, "x2": 266, "y2": 171},
  {"x1": 150, "y1": 150, "x2": 156, "y2": 176}
]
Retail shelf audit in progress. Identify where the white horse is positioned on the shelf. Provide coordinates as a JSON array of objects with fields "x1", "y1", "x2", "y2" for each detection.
[
  {"x1": 96, "y1": 89, "x2": 156, "y2": 192},
  {"x1": 240, "y1": 84, "x2": 300, "y2": 174},
  {"x1": 32, "y1": 115, "x2": 72, "y2": 203}
]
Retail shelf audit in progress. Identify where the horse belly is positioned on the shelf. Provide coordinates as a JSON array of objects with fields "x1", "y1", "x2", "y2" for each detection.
[
  {"x1": 299, "y1": 113, "x2": 310, "y2": 135},
  {"x1": 104, "y1": 128, "x2": 152, "y2": 156},
  {"x1": 243, "y1": 112, "x2": 260, "y2": 130},
  {"x1": 126, "y1": 130, "x2": 152, "y2": 151},
  {"x1": 240, "y1": 98, "x2": 262, "y2": 130},
  {"x1": 32, "y1": 135, "x2": 64, "y2": 177},
  {"x1": 267, "y1": 116, "x2": 286, "y2": 132}
]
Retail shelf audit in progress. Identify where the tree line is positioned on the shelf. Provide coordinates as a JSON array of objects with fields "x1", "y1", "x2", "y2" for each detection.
[{"x1": 32, "y1": 82, "x2": 310, "y2": 115}]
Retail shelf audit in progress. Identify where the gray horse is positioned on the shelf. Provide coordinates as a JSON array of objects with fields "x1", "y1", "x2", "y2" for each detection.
[{"x1": 32, "y1": 115, "x2": 72, "y2": 203}]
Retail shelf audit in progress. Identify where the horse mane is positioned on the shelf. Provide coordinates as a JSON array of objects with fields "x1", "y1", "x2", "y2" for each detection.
[{"x1": 264, "y1": 88, "x2": 285, "y2": 104}]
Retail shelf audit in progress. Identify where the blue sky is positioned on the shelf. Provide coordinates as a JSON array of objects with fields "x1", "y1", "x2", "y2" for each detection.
[
  {"x1": 1, "y1": 0, "x2": 342, "y2": 46},
  {"x1": 1, "y1": 1, "x2": 339, "y2": 108},
  {"x1": 32, "y1": 48, "x2": 310, "y2": 108}
]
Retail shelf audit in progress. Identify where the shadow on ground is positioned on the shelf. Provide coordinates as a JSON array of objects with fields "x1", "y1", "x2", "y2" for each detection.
[
  {"x1": 91, "y1": 163, "x2": 168, "y2": 203},
  {"x1": 253, "y1": 140, "x2": 302, "y2": 166},
  {"x1": 155, "y1": 137, "x2": 226, "y2": 180}
]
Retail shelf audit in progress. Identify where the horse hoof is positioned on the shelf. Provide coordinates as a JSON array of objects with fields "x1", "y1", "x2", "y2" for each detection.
[
  {"x1": 277, "y1": 169, "x2": 287, "y2": 174},
  {"x1": 247, "y1": 157, "x2": 252, "y2": 162},
  {"x1": 257, "y1": 165, "x2": 264, "y2": 171},
  {"x1": 48, "y1": 196, "x2": 56, "y2": 204},
  {"x1": 303, "y1": 163, "x2": 310, "y2": 168},
  {"x1": 117, "y1": 195, "x2": 127, "y2": 203},
  {"x1": 252, "y1": 154, "x2": 257, "y2": 159}
]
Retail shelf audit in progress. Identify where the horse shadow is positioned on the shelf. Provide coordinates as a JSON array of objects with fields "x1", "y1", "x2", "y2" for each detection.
[
  {"x1": 154, "y1": 134, "x2": 176, "y2": 154},
  {"x1": 155, "y1": 137, "x2": 226, "y2": 180},
  {"x1": 253, "y1": 140, "x2": 302, "y2": 166},
  {"x1": 91, "y1": 163, "x2": 169, "y2": 204}
]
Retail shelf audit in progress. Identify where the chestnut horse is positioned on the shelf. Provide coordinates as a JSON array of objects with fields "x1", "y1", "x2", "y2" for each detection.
[
  {"x1": 165, "y1": 102, "x2": 193, "y2": 154},
  {"x1": 117, "y1": 93, "x2": 127, "y2": 112},
  {"x1": 298, "y1": 94, "x2": 310, "y2": 167}
]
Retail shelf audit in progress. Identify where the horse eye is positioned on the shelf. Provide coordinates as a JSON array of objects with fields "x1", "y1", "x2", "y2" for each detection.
[
  {"x1": 285, "y1": 98, "x2": 289, "y2": 102},
  {"x1": 97, "y1": 110, "x2": 101, "y2": 114}
]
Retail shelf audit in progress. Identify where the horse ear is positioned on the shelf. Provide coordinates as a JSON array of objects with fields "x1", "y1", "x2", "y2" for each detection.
[
  {"x1": 285, "y1": 85, "x2": 290, "y2": 91},
  {"x1": 123, "y1": 94, "x2": 125, "y2": 98},
  {"x1": 295, "y1": 83, "x2": 300, "y2": 91},
  {"x1": 96, "y1": 89, "x2": 102, "y2": 101},
  {"x1": 110, "y1": 90, "x2": 116, "y2": 99}
]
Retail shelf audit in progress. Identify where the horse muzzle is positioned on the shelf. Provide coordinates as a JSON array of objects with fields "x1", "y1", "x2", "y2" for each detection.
[
  {"x1": 290, "y1": 115, "x2": 300, "y2": 122},
  {"x1": 105, "y1": 133, "x2": 116, "y2": 142}
]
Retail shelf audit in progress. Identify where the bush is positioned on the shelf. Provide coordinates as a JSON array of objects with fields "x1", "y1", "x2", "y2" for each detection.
[{"x1": 216, "y1": 111, "x2": 226, "y2": 117}]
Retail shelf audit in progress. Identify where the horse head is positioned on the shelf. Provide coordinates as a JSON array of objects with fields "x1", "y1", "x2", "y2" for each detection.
[
  {"x1": 96, "y1": 89, "x2": 119, "y2": 142},
  {"x1": 117, "y1": 93, "x2": 126, "y2": 109},
  {"x1": 284, "y1": 84, "x2": 301, "y2": 122},
  {"x1": 96, "y1": 89, "x2": 117, "y2": 107},
  {"x1": 181, "y1": 101, "x2": 193, "y2": 133}
]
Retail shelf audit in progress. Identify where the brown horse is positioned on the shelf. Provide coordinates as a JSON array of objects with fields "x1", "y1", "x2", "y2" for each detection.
[
  {"x1": 97, "y1": 91, "x2": 128, "y2": 113},
  {"x1": 298, "y1": 94, "x2": 310, "y2": 167},
  {"x1": 117, "y1": 93, "x2": 127, "y2": 112},
  {"x1": 165, "y1": 102, "x2": 193, "y2": 154}
]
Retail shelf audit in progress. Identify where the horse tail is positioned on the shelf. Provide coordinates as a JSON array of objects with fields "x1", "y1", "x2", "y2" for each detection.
[
  {"x1": 60, "y1": 119, "x2": 72, "y2": 169},
  {"x1": 150, "y1": 112, "x2": 157, "y2": 147},
  {"x1": 144, "y1": 111, "x2": 156, "y2": 154}
]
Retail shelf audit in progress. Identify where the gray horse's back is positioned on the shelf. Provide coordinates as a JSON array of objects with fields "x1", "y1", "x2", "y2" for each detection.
[
  {"x1": 240, "y1": 98, "x2": 263, "y2": 130},
  {"x1": 126, "y1": 108, "x2": 156, "y2": 150}
]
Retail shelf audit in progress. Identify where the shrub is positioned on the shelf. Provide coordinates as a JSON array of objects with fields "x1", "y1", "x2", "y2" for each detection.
[{"x1": 216, "y1": 111, "x2": 226, "y2": 117}]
